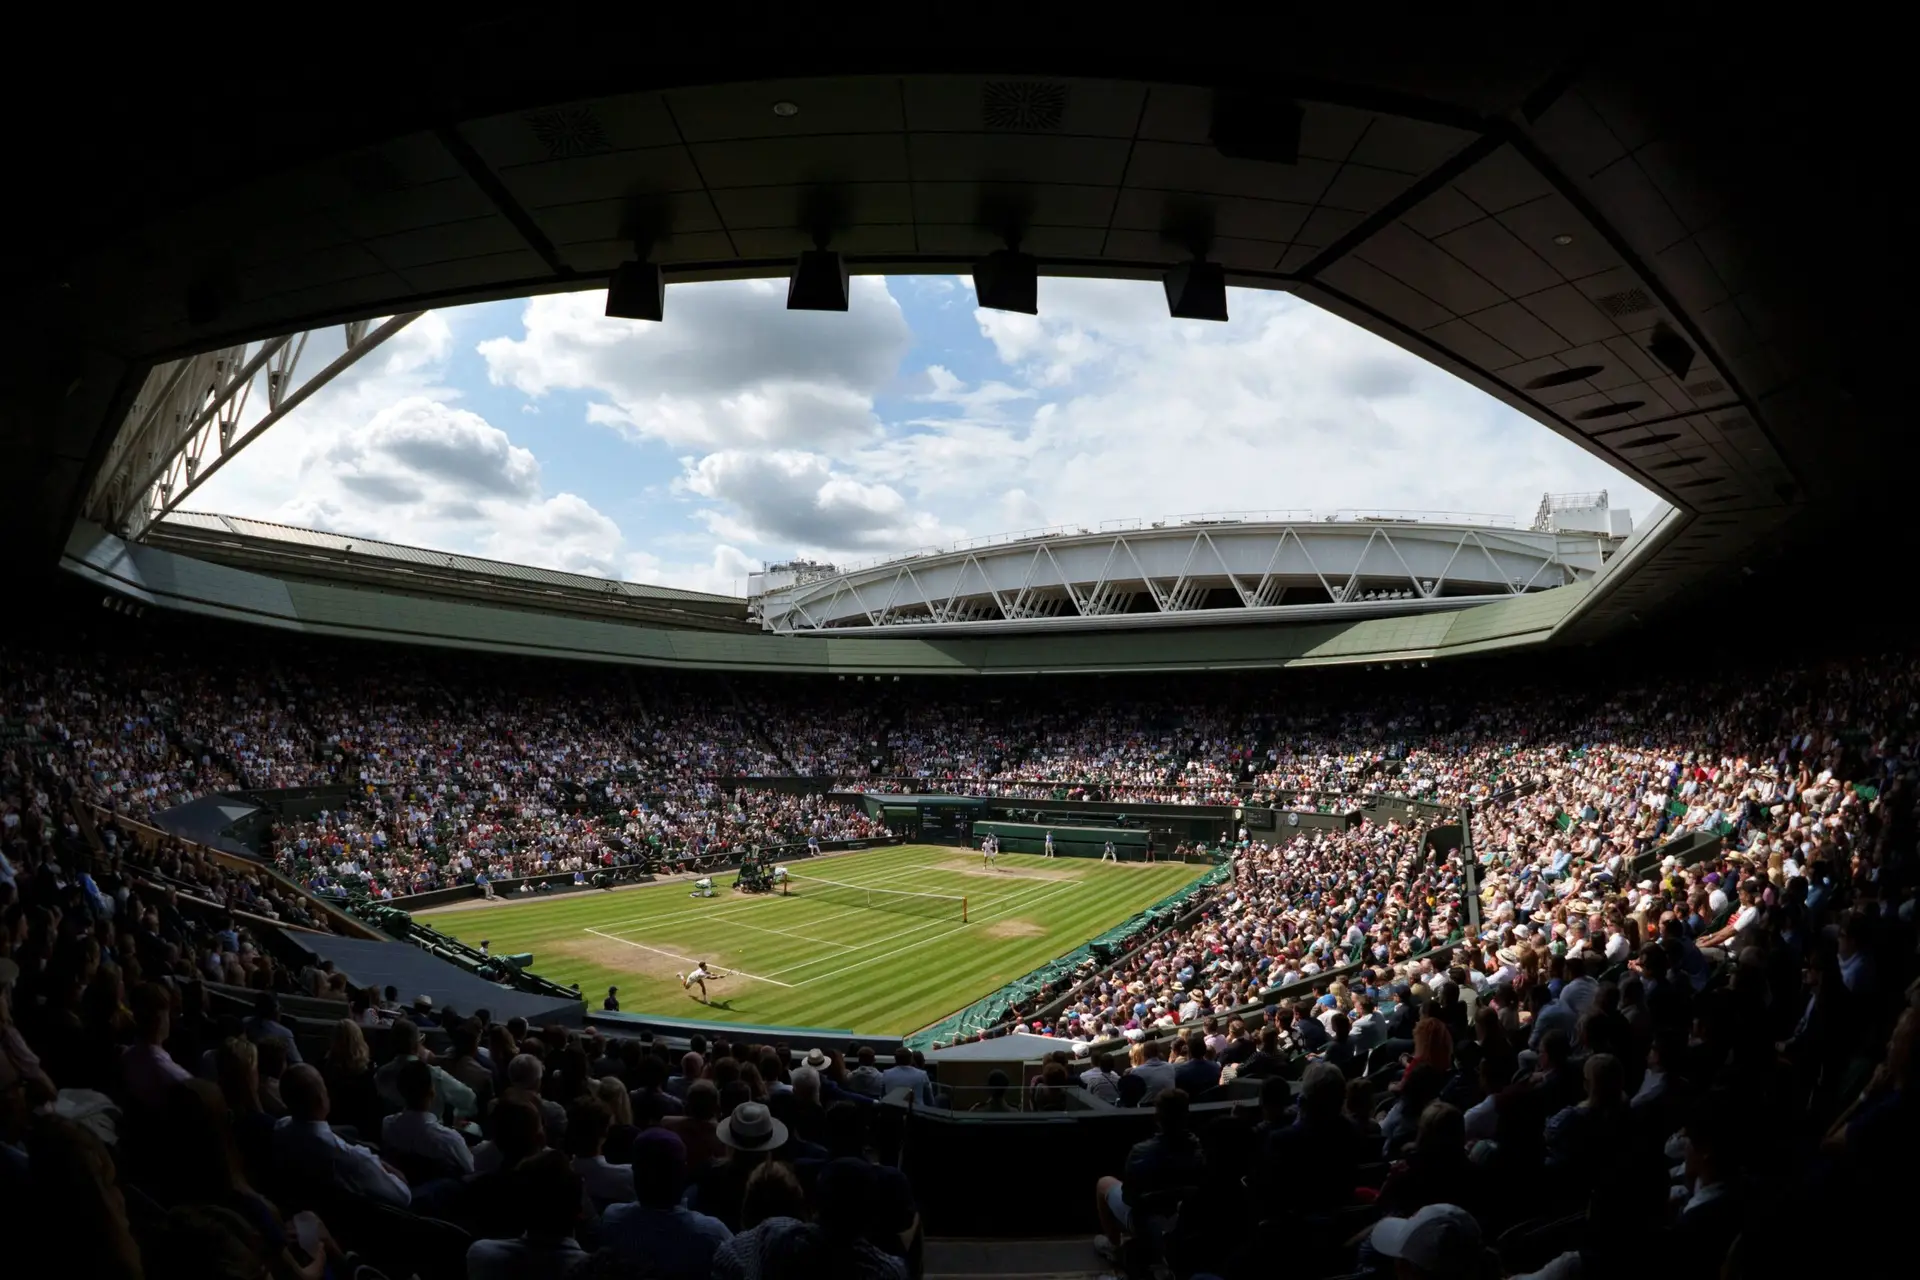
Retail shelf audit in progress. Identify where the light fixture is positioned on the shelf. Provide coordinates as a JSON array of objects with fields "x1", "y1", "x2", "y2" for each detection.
[
  {"x1": 972, "y1": 247, "x2": 1038, "y2": 314},
  {"x1": 1552, "y1": 233, "x2": 1574, "y2": 246},
  {"x1": 1163, "y1": 259, "x2": 1228, "y2": 322},
  {"x1": 787, "y1": 247, "x2": 849, "y2": 311},
  {"x1": 604, "y1": 260, "x2": 665, "y2": 321},
  {"x1": 772, "y1": 101, "x2": 800, "y2": 118}
]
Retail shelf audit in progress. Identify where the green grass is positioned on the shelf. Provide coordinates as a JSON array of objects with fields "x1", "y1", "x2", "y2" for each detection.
[{"x1": 420, "y1": 844, "x2": 1206, "y2": 1036}]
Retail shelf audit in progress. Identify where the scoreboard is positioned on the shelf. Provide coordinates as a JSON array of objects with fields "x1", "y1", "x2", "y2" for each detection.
[{"x1": 918, "y1": 803, "x2": 975, "y2": 843}]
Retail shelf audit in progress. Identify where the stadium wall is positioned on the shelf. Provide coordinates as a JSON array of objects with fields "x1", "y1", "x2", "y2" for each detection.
[{"x1": 371, "y1": 836, "x2": 903, "y2": 911}]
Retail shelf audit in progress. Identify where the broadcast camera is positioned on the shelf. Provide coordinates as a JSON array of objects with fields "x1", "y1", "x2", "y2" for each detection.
[{"x1": 734, "y1": 847, "x2": 775, "y2": 894}]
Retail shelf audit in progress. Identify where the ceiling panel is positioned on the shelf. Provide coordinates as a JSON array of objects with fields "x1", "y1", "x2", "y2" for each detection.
[
  {"x1": 667, "y1": 77, "x2": 905, "y2": 140},
  {"x1": 495, "y1": 146, "x2": 707, "y2": 208},
  {"x1": 459, "y1": 96, "x2": 682, "y2": 167},
  {"x1": 1125, "y1": 141, "x2": 1342, "y2": 204},
  {"x1": 691, "y1": 134, "x2": 911, "y2": 188},
  {"x1": 902, "y1": 76, "x2": 1148, "y2": 137},
  {"x1": 1108, "y1": 189, "x2": 1311, "y2": 244},
  {"x1": 907, "y1": 132, "x2": 1134, "y2": 185},
  {"x1": 911, "y1": 181, "x2": 1118, "y2": 229},
  {"x1": 708, "y1": 182, "x2": 915, "y2": 230}
]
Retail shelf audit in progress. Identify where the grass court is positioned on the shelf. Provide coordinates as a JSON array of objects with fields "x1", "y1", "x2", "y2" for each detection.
[{"x1": 419, "y1": 844, "x2": 1207, "y2": 1036}]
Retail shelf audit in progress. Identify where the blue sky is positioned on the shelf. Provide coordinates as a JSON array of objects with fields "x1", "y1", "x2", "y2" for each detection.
[{"x1": 190, "y1": 276, "x2": 1652, "y2": 596}]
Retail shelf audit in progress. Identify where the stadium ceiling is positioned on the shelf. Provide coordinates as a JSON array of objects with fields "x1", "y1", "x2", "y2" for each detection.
[{"x1": 5, "y1": 19, "x2": 1909, "y2": 656}]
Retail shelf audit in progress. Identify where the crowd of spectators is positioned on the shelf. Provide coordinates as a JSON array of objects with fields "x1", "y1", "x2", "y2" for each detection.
[{"x1": 6, "y1": 631, "x2": 1920, "y2": 1277}]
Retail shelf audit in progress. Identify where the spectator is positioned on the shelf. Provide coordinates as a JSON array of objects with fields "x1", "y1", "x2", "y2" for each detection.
[
  {"x1": 1093, "y1": 1088, "x2": 1205, "y2": 1265},
  {"x1": 697, "y1": 1101, "x2": 790, "y2": 1231},
  {"x1": 664, "y1": 1078, "x2": 725, "y2": 1167},
  {"x1": 879, "y1": 1046, "x2": 932, "y2": 1105},
  {"x1": 1253, "y1": 1061, "x2": 1358, "y2": 1213},
  {"x1": 1127, "y1": 1039, "x2": 1176, "y2": 1104},
  {"x1": 242, "y1": 992, "x2": 302, "y2": 1065},
  {"x1": 1367, "y1": 1203, "x2": 1490, "y2": 1280},
  {"x1": 122, "y1": 981, "x2": 191, "y2": 1109},
  {"x1": 380, "y1": 1057, "x2": 474, "y2": 1180},
  {"x1": 566, "y1": 1096, "x2": 634, "y2": 1212},
  {"x1": 271, "y1": 1063, "x2": 410, "y2": 1206},
  {"x1": 1173, "y1": 1031, "x2": 1221, "y2": 1096},
  {"x1": 710, "y1": 1160, "x2": 811, "y2": 1280},
  {"x1": 464, "y1": 1149, "x2": 590, "y2": 1280},
  {"x1": 845, "y1": 1045, "x2": 885, "y2": 1099},
  {"x1": 320, "y1": 1018, "x2": 384, "y2": 1137},
  {"x1": 599, "y1": 1128, "x2": 732, "y2": 1278},
  {"x1": 1080, "y1": 1051, "x2": 1122, "y2": 1105}
]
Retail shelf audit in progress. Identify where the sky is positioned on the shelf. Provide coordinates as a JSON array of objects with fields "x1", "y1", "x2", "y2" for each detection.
[{"x1": 188, "y1": 276, "x2": 1653, "y2": 597}]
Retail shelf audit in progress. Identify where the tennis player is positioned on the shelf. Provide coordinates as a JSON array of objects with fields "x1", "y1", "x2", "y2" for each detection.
[
  {"x1": 677, "y1": 961, "x2": 720, "y2": 1003},
  {"x1": 1044, "y1": 831, "x2": 1055, "y2": 858},
  {"x1": 1102, "y1": 840, "x2": 1118, "y2": 863},
  {"x1": 982, "y1": 835, "x2": 999, "y2": 870}
]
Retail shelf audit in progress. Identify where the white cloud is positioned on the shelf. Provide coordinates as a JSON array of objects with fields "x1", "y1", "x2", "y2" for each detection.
[
  {"x1": 678, "y1": 450, "x2": 957, "y2": 554},
  {"x1": 477, "y1": 279, "x2": 911, "y2": 451},
  {"x1": 187, "y1": 277, "x2": 1654, "y2": 600},
  {"x1": 874, "y1": 280, "x2": 1654, "y2": 535}
]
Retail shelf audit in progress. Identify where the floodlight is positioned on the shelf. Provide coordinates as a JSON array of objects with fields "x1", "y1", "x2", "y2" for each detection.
[
  {"x1": 973, "y1": 248, "x2": 1038, "y2": 314},
  {"x1": 788, "y1": 249, "x2": 849, "y2": 311},
  {"x1": 1164, "y1": 260, "x2": 1228, "y2": 321},
  {"x1": 605, "y1": 260, "x2": 664, "y2": 321}
]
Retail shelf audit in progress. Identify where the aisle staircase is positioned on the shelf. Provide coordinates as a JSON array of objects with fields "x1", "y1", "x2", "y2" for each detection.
[{"x1": 925, "y1": 1237, "x2": 1109, "y2": 1280}]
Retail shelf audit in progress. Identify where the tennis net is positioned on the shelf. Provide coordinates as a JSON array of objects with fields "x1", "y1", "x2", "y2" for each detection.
[{"x1": 783, "y1": 873, "x2": 967, "y2": 922}]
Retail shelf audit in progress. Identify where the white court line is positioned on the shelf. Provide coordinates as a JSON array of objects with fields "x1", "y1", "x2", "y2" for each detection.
[
  {"x1": 581, "y1": 927, "x2": 797, "y2": 988},
  {"x1": 585, "y1": 849, "x2": 948, "y2": 931},
  {"x1": 781, "y1": 879, "x2": 1084, "y2": 987},
  {"x1": 766, "y1": 876, "x2": 1082, "y2": 982},
  {"x1": 757, "y1": 872, "x2": 1074, "y2": 976}
]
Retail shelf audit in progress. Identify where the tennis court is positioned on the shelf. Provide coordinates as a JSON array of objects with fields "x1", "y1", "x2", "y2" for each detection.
[{"x1": 419, "y1": 844, "x2": 1207, "y2": 1035}]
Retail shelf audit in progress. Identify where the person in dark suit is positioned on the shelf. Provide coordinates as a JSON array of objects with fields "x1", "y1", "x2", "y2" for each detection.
[{"x1": 603, "y1": 987, "x2": 620, "y2": 1012}]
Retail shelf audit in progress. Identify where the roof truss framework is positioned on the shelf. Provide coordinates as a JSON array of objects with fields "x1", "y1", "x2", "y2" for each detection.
[
  {"x1": 85, "y1": 315, "x2": 421, "y2": 540},
  {"x1": 754, "y1": 519, "x2": 1609, "y2": 633}
]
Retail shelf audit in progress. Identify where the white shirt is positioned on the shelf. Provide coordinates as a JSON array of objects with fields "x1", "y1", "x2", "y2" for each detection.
[
  {"x1": 380, "y1": 1108, "x2": 474, "y2": 1175},
  {"x1": 273, "y1": 1117, "x2": 410, "y2": 1206}
]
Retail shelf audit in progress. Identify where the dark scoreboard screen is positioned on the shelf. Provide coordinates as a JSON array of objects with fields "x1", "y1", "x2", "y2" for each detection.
[{"x1": 917, "y1": 804, "x2": 975, "y2": 842}]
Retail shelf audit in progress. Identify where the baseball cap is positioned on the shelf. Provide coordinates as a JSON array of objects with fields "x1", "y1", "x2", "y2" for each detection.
[{"x1": 1370, "y1": 1204, "x2": 1484, "y2": 1276}]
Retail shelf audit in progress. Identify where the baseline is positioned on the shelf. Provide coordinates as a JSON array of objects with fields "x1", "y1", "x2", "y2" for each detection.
[{"x1": 580, "y1": 927, "x2": 796, "y2": 988}]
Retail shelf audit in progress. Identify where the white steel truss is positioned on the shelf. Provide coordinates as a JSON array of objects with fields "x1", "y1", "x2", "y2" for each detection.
[
  {"x1": 753, "y1": 519, "x2": 1621, "y2": 633},
  {"x1": 85, "y1": 314, "x2": 422, "y2": 540}
]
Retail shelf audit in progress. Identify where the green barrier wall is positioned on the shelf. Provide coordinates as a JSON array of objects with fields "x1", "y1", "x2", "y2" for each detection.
[{"x1": 906, "y1": 862, "x2": 1234, "y2": 1049}]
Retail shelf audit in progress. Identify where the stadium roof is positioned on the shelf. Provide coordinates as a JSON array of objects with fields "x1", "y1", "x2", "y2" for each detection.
[
  {"x1": 6, "y1": 20, "x2": 1908, "y2": 662},
  {"x1": 150, "y1": 511, "x2": 752, "y2": 630}
]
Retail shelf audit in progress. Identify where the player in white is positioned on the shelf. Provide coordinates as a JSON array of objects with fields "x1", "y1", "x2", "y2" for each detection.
[
  {"x1": 1102, "y1": 839, "x2": 1118, "y2": 863},
  {"x1": 1043, "y1": 831, "x2": 1055, "y2": 858},
  {"x1": 982, "y1": 834, "x2": 998, "y2": 870},
  {"x1": 677, "y1": 961, "x2": 720, "y2": 1003}
]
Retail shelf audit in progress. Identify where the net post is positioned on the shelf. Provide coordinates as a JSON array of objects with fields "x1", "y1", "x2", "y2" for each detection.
[{"x1": 963, "y1": 896, "x2": 969, "y2": 923}]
